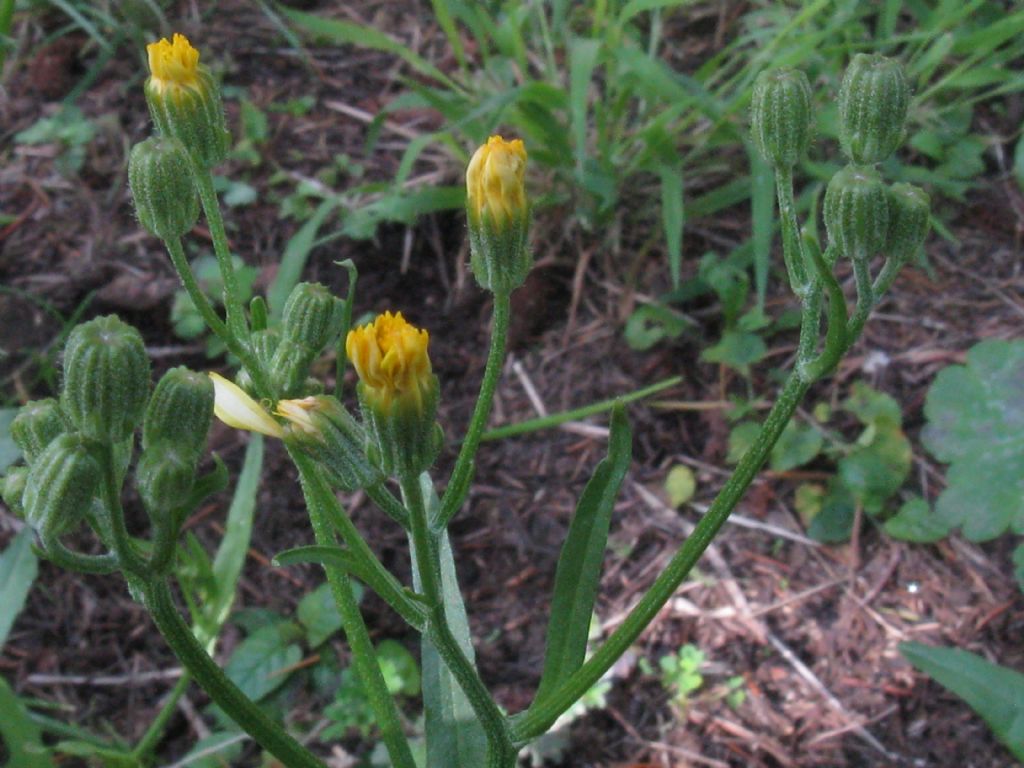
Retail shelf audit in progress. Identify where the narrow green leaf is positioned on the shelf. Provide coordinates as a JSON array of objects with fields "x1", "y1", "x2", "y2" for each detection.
[
  {"x1": 659, "y1": 162, "x2": 685, "y2": 289},
  {"x1": 533, "y1": 405, "x2": 632, "y2": 706},
  {"x1": 568, "y1": 38, "x2": 601, "y2": 176},
  {"x1": 900, "y1": 642, "x2": 1024, "y2": 760},
  {"x1": 414, "y1": 478, "x2": 487, "y2": 767},
  {"x1": 430, "y1": 0, "x2": 465, "y2": 69},
  {"x1": 281, "y1": 8, "x2": 459, "y2": 91},
  {"x1": 268, "y1": 199, "x2": 337, "y2": 320},
  {"x1": 0, "y1": 677, "x2": 52, "y2": 767},
  {"x1": 748, "y1": 146, "x2": 774, "y2": 311},
  {"x1": 202, "y1": 436, "x2": 263, "y2": 643},
  {"x1": 0, "y1": 529, "x2": 38, "y2": 648},
  {"x1": 0, "y1": 406, "x2": 20, "y2": 471}
]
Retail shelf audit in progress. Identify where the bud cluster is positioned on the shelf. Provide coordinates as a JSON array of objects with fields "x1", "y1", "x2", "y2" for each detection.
[{"x1": 270, "y1": 282, "x2": 345, "y2": 398}]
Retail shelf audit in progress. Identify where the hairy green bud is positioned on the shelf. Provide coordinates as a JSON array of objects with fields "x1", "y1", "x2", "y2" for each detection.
[
  {"x1": 11, "y1": 398, "x2": 67, "y2": 464},
  {"x1": 61, "y1": 316, "x2": 151, "y2": 443},
  {"x1": 281, "y1": 282, "x2": 345, "y2": 351},
  {"x1": 23, "y1": 433, "x2": 100, "y2": 540},
  {"x1": 128, "y1": 137, "x2": 199, "y2": 240},
  {"x1": 136, "y1": 446, "x2": 194, "y2": 515},
  {"x1": 884, "y1": 183, "x2": 930, "y2": 264},
  {"x1": 143, "y1": 367, "x2": 214, "y2": 458},
  {"x1": 750, "y1": 68, "x2": 814, "y2": 169},
  {"x1": 824, "y1": 165, "x2": 889, "y2": 261},
  {"x1": 277, "y1": 396, "x2": 382, "y2": 491},
  {"x1": 838, "y1": 53, "x2": 910, "y2": 165},
  {"x1": 145, "y1": 34, "x2": 229, "y2": 169},
  {"x1": 2, "y1": 467, "x2": 28, "y2": 518}
]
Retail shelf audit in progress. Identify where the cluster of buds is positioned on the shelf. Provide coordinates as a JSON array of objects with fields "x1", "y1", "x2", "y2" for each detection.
[
  {"x1": 751, "y1": 54, "x2": 929, "y2": 277},
  {"x1": 1, "y1": 316, "x2": 215, "y2": 571}
]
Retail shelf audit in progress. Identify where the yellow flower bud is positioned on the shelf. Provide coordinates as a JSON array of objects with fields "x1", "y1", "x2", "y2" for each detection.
[
  {"x1": 466, "y1": 136, "x2": 527, "y2": 229},
  {"x1": 144, "y1": 33, "x2": 229, "y2": 169},
  {"x1": 345, "y1": 312, "x2": 440, "y2": 476},
  {"x1": 346, "y1": 312, "x2": 432, "y2": 414},
  {"x1": 146, "y1": 33, "x2": 201, "y2": 94},
  {"x1": 209, "y1": 372, "x2": 283, "y2": 438}
]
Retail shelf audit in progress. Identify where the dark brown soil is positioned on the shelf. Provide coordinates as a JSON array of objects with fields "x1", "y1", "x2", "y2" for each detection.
[{"x1": 2, "y1": 3, "x2": 1022, "y2": 767}]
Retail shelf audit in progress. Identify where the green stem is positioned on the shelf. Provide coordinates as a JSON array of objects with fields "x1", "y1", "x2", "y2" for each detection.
[
  {"x1": 334, "y1": 260, "x2": 359, "y2": 401},
  {"x1": 846, "y1": 257, "x2": 874, "y2": 343},
  {"x1": 142, "y1": 579, "x2": 326, "y2": 768},
  {"x1": 800, "y1": 244, "x2": 848, "y2": 382},
  {"x1": 192, "y1": 165, "x2": 249, "y2": 343},
  {"x1": 513, "y1": 373, "x2": 810, "y2": 743},
  {"x1": 131, "y1": 671, "x2": 191, "y2": 760},
  {"x1": 291, "y1": 453, "x2": 416, "y2": 768},
  {"x1": 163, "y1": 236, "x2": 270, "y2": 394},
  {"x1": 435, "y1": 291, "x2": 511, "y2": 530},
  {"x1": 400, "y1": 475, "x2": 516, "y2": 767},
  {"x1": 365, "y1": 483, "x2": 411, "y2": 529},
  {"x1": 774, "y1": 167, "x2": 809, "y2": 295},
  {"x1": 102, "y1": 445, "x2": 146, "y2": 576},
  {"x1": 847, "y1": 256, "x2": 900, "y2": 343}
]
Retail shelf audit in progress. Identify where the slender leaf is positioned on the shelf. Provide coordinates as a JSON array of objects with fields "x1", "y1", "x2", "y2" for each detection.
[
  {"x1": 201, "y1": 436, "x2": 263, "y2": 644},
  {"x1": 414, "y1": 477, "x2": 487, "y2": 767},
  {"x1": 281, "y1": 8, "x2": 459, "y2": 91},
  {"x1": 748, "y1": 146, "x2": 774, "y2": 310},
  {"x1": 268, "y1": 199, "x2": 337, "y2": 320},
  {"x1": 0, "y1": 406, "x2": 20, "y2": 471},
  {"x1": 0, "y1": 677, "x2": 52, "y2": 767},
  {"x1": 659, "y1": 162, "x2": 685, "y2": 289},
  {"x1": 568, "y1": 38, "x2": 601, "y2": 175},
  {"x1": 0, "y1": 529, "x2": 38, "y2": 648},
  {"x1": 533, "y1": 405, "x2": 632, "y2": 706},
  {"x1": 901, "y1": 642, "x2": 1024, "y2": 760}
]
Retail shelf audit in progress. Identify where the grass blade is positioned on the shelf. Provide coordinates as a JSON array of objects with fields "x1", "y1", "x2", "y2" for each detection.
[
  {"x1": 268, "y1": 199, "x2": 337, "y2": 320},
  {"x1": 0, "y1": 529, "x2": 38, "y2": 648}
]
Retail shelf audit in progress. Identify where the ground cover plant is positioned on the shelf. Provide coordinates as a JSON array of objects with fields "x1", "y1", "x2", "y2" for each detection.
[{"x1": 2, "y1": 2, "x2": 1023, "y2": 766}]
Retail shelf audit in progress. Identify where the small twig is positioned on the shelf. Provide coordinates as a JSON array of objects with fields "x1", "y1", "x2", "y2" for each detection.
[{"x1": 27, "y1": 669, "x2": 183, "y2": 686}]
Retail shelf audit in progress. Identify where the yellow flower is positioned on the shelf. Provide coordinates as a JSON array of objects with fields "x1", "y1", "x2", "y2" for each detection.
[
  {"x1": 146, "y1": 33, "x2": 201, "y2": 94},
  {"x1": 209, "y1": 372, "x2": 284, "y2": 438},
  {"x1": 466, "y1": 135, "x2": 527, "y2": 228},
  {"x1": 346, "y1": 312, "x2": 432, "y2": 412}
]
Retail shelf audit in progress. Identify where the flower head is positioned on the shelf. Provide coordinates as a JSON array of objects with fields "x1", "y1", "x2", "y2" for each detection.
[
  {"x1": 346, "y1": 312, "x2": 432, "y2": 413},
  {"x1": 209, "y1": 372, "x2": 283, "y2": 438},
  {"x1": 275, "y1": 397, "x2": 319, "y2": 436},
  {"x1": 147, "y1": 33, "x2": 200, "y2": 94},
  {"x1": 466, "y1": 136, "x2": 527, "y2": 229}
]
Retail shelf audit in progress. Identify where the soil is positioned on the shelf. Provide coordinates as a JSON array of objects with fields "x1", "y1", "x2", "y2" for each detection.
[{"x1": 2, "y1": 3, "x2": 1023, "y2": 767}]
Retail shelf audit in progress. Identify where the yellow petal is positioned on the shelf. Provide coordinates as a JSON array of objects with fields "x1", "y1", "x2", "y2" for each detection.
[{"x1": 209, "y1": 372, "x2": 283, "y2": 438}]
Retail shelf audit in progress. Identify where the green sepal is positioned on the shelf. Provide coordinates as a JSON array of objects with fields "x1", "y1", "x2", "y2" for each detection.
[
  {"x1": 128, "y1": 136, "x2": 199, "y2": 240},
  {"x1": 838, "y1": 53, "x2": 910, "y2": 165},
  {"x1": 824, "y1": 164, "x2": 889, "y2": 261},
  {"x1": 1, "y1": 466, "x2": 28, "y2": 518},
  {"x1": 143, "y1": 366, "x2": 214, "y2": 459},
  {"x1": 282, "y1": 396, "x2": 381, "y2": 491},
  {"x1": 358, "y1": 377, "x2": 441, "y2": 477},
  {"x1": 144, "y1": 67, "x2": 230, "y2": 169},
  {"x1": 468, "y1": 208, "x2": 531, "y2": 295},
  {"x1": 23, "y1": 433, "x2": 101, "y2": 541},
  {"x1": 61, "y1": 316, "x2": 151, "y2": 443},
  {"x1": 11, "y1": 398, "x2": 67, "y2": 464}
]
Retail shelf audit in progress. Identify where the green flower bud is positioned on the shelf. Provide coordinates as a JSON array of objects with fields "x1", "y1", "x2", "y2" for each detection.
[
  {"x1": 128, "y1": 137, "x2": 199, "y2": 241},
  {"x1": 61, "y1": 316, "x2": 151, "y2": 443},
  {"x1": 750, "y1": 68, "x2": 814, "y2": 169},
  {"x1": 23, "y1": 433, "x2": 100, "y2": 540},
  {"x1": 281, "y1": 282, "x2": 345, "y2": 351},
  {"x1": 824, "y1": 165, "x2": 889, "y2": 261},
  {"x1": 2, "y1": 467, "x2": 28, "y2": 518},
  {"x1": 884, "y1": 182, "x2": 930, "y2": 264},
  {"x1": 145, "y1": 34, "x2": 229, "y2": 169},
  {"x1": 466, "y1": 136, "x2": 531, "y2": 294},
  {"x1": 838, "y1": 53, "x2": 910, "y2": 165},
  {"x1": 136, "y1": 445, "x2": 194, "y2": 516},
  {"x1": 11, "y1": 398, "x2": 67, "y2": 464},
  {"x1": 143, "y1": 367, "x2": 214, "y2": 458},
  {"x1": 277, "y1": 396, "x2": 382, "y2": 491},
  {"x1": 270, "y1": 283, "x2": 345, "y2": 397}
]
